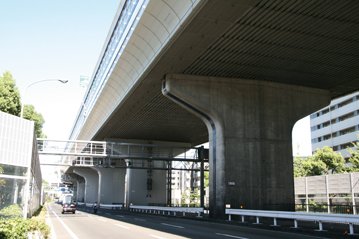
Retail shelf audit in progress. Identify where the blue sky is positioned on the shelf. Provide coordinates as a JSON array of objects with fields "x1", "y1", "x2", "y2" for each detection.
[
  {"x1": 0, "y1": 1, "x2": 312, "y2": 156},
  {"x1": 0, "y1": 1, "x2": 119, "y2": 139}
]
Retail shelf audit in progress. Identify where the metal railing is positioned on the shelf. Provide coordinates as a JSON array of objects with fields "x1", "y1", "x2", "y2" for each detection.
[
  {"x1": 226, "y1": 208, "x2": 359, "y2": 235},
  {"x1": 37, "y1": 139, "x2": 203, "y2": 166},
  {"x1": 37, "y1": 139, "x2": 106, "y2": 157},
  {"x1": 129, "y1": 205, "x2": 204, "y2": 217}
]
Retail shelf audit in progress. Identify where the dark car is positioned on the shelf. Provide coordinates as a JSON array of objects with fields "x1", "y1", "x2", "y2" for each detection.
[{"x1": 62, "y1": 202, "x2": 76, "y2": 214}]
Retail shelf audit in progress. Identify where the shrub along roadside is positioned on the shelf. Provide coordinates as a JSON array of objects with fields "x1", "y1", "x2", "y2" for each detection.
[{"x1": 0, "y1": 204, "x2": 50, "y2": 239}]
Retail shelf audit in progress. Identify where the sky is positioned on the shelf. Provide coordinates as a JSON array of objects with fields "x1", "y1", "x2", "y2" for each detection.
[
  {"x1": 0, "y1": 1, "x2": 119, "y2": 139},
  {"x1": 0, "y1": 1, "x2": 312, "y2": 157}
]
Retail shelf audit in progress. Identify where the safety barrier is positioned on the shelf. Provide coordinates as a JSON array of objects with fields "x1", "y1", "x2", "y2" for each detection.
[
  {"x1": 77, "y1": 202, "x2": 123, "y2": 210},
  {"x1": 129, "y1": 205, "x2": 204, "y2": 217},
  {"x1": 225, "y1": 208, "x2": 359, "y2": 235}
]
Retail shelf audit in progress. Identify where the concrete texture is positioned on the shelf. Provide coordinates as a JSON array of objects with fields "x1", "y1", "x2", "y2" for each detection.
[
  {"x1": 126, "y1": 165, "x2": 167, "y2": 206},
  {"x1": 76, "y1": 178, "x2": 85, "y2": 202},
  {"x1": 163, "y1": 74, "x2": 331, "y2": 218},
  {"x1": 93, "y1": 167, "x2": 126, "y2": 204},
  {"x1": 73, "y1": 168, "x2": 99, "y2": 203}
]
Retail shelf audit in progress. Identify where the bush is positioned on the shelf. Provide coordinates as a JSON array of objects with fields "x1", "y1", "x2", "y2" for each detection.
[
  {"x1": 0, "y1": 205, "x2": 50, "y2": 239},
  {"x1": 0, "y1": 204, "x2": 22, "y2": 218}
]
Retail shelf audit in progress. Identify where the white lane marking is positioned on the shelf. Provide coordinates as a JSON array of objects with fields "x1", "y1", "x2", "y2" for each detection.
[
  {"x1": 150, "y1": 234, "x2": 167, "y2": 239},
  {"x1": 45, "y1": 207, "x2": 57, "y2": 239},
  {"x1": 50, "y1": 208, "x2": 80, "y2": 239},
  {"x1": 115, "y1": 224, "x2": 130, "y2": 230},
  {"x1": 134, "y1": 218, "x2": 146, "y2": 221},
  {"x1": 160, "y1": 223, "x2": 184, "y2": 229},
  {"x1": 216, "y1": 233, "x2": 249, "y2": 239},
  {"x1": 116, "y1": 215, "x2": 124, "y2": 218}
]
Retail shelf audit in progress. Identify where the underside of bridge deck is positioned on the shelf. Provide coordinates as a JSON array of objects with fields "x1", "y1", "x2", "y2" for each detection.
[{"x1": 76, "y1": 0, "x2": 359, "y2": 218}]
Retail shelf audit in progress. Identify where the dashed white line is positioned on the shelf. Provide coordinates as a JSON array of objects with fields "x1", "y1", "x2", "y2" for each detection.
[
  {"x1": 160, "y1": 223, "x2": 184, "y2": 229},
  {"x1": 116, "y1": 215, "x2": 124, "y2": 218},
  {"x1": 216, "y1": 233, "x2": 249, "y2": 239},
  {"x1": 114, "y1": 224, "x2": 130, "y2": 230}
]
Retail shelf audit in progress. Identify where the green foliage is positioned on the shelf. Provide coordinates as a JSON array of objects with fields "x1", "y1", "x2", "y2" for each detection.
[
  {"x1": 0, "y1": 71, "x2": 46, "y2": 137},
  {"x1": 0, "y1": 204, "x2": 22, "y2": 218},
  {"x1": 204, "y1": 171, "x2": 209, "y2": 188},
  {"x1": 23, "y1": 104, "x2": 45, "y2": 138},
  {"x1": 347, "y1": 141, "x2": 359, "y2": 172},
  {"x1": 294, "y1": 146, "x2": 346, "y2": 177},
  {"x1": 0, "y1": 205, "x2": 50, "y2": 239},
  {"x1": 189, "y1": 188, "x2": 200, "y2": 207},
  {"x1": 294, "y1": 157, "x2": 326, "y2": 177},
  {"x1": 0, "y1": 167, "x2": 4, "y2": 187},
  {"x1": 313, "y1": 146, "x2": 346, "y2": 174},
  {"x1": 0, "y1": 72, "x2": 21, "y2": 116}
]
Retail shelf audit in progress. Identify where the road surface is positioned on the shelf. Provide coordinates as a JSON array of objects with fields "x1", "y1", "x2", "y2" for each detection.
[{"x1": 46, "y1": 203, "x2": 331, "y2": 239}]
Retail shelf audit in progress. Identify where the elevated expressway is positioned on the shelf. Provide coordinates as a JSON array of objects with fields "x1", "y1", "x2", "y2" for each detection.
[{"x1": 69, "y1": 0, "x2": 359, "y2": 218}]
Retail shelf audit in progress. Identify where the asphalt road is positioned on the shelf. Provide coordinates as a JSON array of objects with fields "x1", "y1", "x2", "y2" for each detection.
[{"x1": 46, "y1": 203, "x2": 332, "y2": 239}]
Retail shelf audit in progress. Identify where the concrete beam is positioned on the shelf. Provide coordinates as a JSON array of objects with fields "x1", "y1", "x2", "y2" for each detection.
[{"x1": 163, "y1": 74, "x2": 330, "y2": 218}]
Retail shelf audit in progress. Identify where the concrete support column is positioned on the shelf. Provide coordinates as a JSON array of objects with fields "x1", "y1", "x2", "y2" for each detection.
[
  {"x1": 93, "y1": 167, "x2": 126, "y2": 204},
  {"x1": 76, "y1": 178, "x2": 85, "y2": 202},
  {"x1": 73, "y1": 168, "x2": 98, "y2": 203},
  {"x1": 163, "y1": 74, "x2": 330, "y2": 218}
]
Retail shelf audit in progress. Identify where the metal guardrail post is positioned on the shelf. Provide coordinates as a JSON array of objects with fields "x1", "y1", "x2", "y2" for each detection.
[
  {"x1": 349, "y1": 223, "x2": 354, "y2": 235},
  {"x1": 317, "y1": 221, "x2": 324, "y2": 231},
  {"x1": 293, "y1": 219, "x2": 298, "y2": 228},
  {"x1": 272, "y1": 218, "x2": 278, "y2": 227}
]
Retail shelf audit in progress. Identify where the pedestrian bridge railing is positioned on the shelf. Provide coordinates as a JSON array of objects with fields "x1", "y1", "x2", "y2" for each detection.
[
  {"x1": 226, "y1": 208, "x2": 359, "y2": 235},
  {"x1": 37, "y1": 139, "x2": 202, "y2": 166},
  {"x1": 37, "y1": 139, "x2": 107, "y2": 157}
]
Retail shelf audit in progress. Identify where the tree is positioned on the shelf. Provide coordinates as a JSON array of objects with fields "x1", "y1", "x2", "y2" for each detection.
[
  {"x1": 294, "y1": 157, "x2": 326, "y2": 177},
  {"x1": 0, "y1": 71, "x2": 46, "y2": 138},
  {"x1": 312, "y1": 146, "x2": 346, "y2": 174},
  {"x1": 0, "y1": 71, "x2": 21, "y2": 115},
  {"x1": 293, "y1": 146, "x2": 346, "y2": 177},
  {"x1": 22, "y1": 104, "x2": 45, "y2": 138},
  {"x1": 347, "y1": 140, "x2": 359, "y2": 172}
]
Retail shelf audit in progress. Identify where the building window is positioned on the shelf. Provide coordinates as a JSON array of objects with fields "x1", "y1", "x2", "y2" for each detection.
[
  {"x1": 339, "y1": 126, "x2": 356, "y2": 136},
  {"x1": 322, "y1": 121, "x2": 331, "y2": 128},
  {"x1": 340, "y1": 142, "x2": 354, "y2": 150},
  {"x1": 339, "y1": 112, "x2": 355, "y2": 122},
  {"x1": 338, "y1": 98, "x2": 353, "y2": 108},
  {"x1": 323, "y1": 134, "x2": 331, "y2": 140},
  {"x1": 322, "y1": 108, "x2": 330, "y2": 115}
]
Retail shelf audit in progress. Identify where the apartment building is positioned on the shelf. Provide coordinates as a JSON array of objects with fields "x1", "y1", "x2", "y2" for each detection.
[{"x1": 310, "y1": 91, "x2": 359, "y2": 158}]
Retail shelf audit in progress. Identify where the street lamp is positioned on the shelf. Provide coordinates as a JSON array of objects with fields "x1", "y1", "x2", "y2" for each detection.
[{"x1": 20, "y1": 79, "x2": 68, "y2": 118}]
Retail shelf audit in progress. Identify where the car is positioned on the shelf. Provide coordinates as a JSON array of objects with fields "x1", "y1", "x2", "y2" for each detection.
[{"x1": 62, "y1": 202, "x2": 76, "y2": 214}]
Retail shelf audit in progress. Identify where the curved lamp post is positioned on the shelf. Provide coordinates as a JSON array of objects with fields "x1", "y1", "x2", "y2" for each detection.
[{"x1": 20, "y1": 79, "x2": 68, "y2": 118}]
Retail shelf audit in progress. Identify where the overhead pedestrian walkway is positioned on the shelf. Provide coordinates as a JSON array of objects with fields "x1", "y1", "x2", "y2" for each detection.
[{"x1": 37, "y1": 139, "x2": 206, "y2": 167}]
